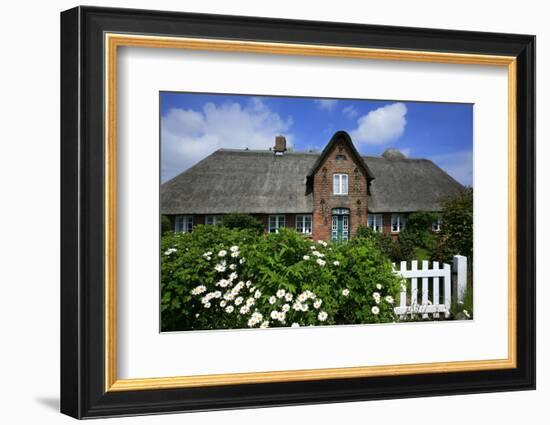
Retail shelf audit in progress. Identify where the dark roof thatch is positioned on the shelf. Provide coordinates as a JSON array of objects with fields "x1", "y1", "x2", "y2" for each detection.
[
  {"x1": 161, "y1": 147, "x2": 464, "y2": 215},
  {"x1": 161, "y1": 150, "x2": 317, "y2": 214},
  {"x1": 365, "y1": 155, "x2": 464, "y2": 213}
]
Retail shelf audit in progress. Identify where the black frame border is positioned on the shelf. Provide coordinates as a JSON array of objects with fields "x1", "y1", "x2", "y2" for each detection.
[{"x1": 60, "y1": 6, "x2": 535, "y2": 419}]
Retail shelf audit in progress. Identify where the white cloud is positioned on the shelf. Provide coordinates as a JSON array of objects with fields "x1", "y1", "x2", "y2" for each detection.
[
  {"x1": 428, "y1": 150, "x2": 473, "y2": 186},
  {"x1": 161, "y1": 99, "x2": 293, "y2": 182},
  {"x1": 342, "y1": 105, "x2": 358, "y2": 119},
  {"x1": 314, "y1": 99, "x2": 339, "y2": 111},
  {"x1": 350, "y1": 102, "x2": 407, "y2": 145}
]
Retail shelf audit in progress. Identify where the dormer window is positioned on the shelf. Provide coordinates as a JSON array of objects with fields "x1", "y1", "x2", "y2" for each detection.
[{"x1": 333, "y1": 173, "x2": 348, "y2": 195}]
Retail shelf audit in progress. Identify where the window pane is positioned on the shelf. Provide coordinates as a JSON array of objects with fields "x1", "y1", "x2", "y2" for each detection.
[
  {"x1": 342, "y1": 174, "x2": 348, "y2": 194},
  {"x1": 333, "y1": 174, "x2": 340, "y2": 194}
]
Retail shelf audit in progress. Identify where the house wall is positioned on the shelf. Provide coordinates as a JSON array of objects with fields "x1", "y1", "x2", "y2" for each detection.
[{"x1": 311, "y1": 137, "x2": 369, "y2": 241}]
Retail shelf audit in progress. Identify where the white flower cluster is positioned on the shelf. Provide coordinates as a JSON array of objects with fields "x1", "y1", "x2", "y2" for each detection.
[{"x1": 164, "y1": 247, "x2": 177, "y2": 256}]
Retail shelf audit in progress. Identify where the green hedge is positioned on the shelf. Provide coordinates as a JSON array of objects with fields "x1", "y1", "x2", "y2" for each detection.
[{"x1": 161, "y1": 226, "x2": 400, "y2": 331}]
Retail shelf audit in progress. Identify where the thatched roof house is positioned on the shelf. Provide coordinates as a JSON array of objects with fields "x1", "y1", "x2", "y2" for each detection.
[{"x1": 161, "y1": 131, "x2": 464, "y2": 241}]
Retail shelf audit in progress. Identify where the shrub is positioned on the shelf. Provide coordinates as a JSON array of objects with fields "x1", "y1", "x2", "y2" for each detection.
[
  {"x1": 161, "y1": 226, "x2": 401, "y2": 331},
  {"x1": 220, "y1": 214, "x2": 264, "y2": 234},
  {"x1": 161, "y1": 215, "x2": 172, "y2": 234},
  {"x1": 160, "y1": 225, "x2": 260, "y2": 331},
  {"x1": 432, "y1": 188, "x2": 473, "y2": 263},
  {"x1": 356, "y1": 225, "x2": 414, "y2": 263}
]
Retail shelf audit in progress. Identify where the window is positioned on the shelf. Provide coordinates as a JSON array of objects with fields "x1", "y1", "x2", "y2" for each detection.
[
  {"x1": 367, "y1": 214, "x2": 384, "y2": 232},
  {"x1": 268, "y1": 215, "x2": 286, "y2": 233},
  {"x1": 333, "y1": 173, "x2": 348, "y2": 195},
  {"x1": 295, "y1": 215, "x2": 312, "y2": 234},
  {"x1": 175, "y1": 215, "x2": 193, "y2": 233},
  {"x1": 432, "y1": 216, "x2": 442, "y2": 232},
  {"x1": 205, "y1": 215, "x2": 222, "y2": 226},
  {"x1": 391, "y1": 214, "x2": 405, "y2": 233}
]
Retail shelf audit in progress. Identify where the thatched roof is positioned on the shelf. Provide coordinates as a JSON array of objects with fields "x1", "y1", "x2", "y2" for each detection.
[
  {"x1": 161, "y1": 150, "x2": 317, "y2": 214},
  {"x1": 161, "y1": 147, "x2": 464, "y2": 215},
  {"x1": 365, "y1": 155, "x2": 464, "y2": 213}
]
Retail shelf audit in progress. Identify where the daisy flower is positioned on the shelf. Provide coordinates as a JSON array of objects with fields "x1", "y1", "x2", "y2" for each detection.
[
  {"x1": 371, "y1": 306, "x2": 380, "y2": 315},
  {"x1": 318, "y1": 311, "x2": 328, "y2": 321},
  {"x1": 342, "y1": 288, "x2": 350, "y2": 297}
]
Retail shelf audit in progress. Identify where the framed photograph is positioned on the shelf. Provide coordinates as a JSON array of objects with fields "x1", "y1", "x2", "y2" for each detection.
[{"x1": 60, "y1": 6, "x2": 535, "y2": 419}]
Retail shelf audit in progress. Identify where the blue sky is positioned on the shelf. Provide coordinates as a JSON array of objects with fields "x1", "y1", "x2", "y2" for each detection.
[{"x1": 160, "y1": 92, "x2": 473, "y2": 186}]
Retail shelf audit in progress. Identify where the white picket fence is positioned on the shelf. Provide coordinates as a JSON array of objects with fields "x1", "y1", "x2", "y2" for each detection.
[{"x1": 392, "y1": 255, "x2": 467, "y2": 319}]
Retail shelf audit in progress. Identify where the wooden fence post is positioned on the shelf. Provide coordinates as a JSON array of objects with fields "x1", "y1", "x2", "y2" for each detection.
[{"x1": 452, "y1": 255, "x2": 468, "y2": 304}]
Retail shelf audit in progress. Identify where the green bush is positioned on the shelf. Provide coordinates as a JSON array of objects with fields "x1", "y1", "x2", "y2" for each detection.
[
  {"x1": 219, "y1": 214, "x2": 264, "y2": 234},
  {"x1": 161, "y1": 226, "x2": 401, "y2": 331},
  {"x1": 161, "y1": 215, "x2": 173, "y2": 234},
  {"x1": 356, "y1": 225, "x2": 414, "y2": 263},
  {"x1": 432, "y1": 188, "x2": 473, "y2": 263}
]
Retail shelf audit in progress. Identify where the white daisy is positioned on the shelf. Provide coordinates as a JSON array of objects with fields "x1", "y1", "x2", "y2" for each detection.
[
  {"x1": 234, "y1": 297, "x2": 243, "y2": 306},
  {"x1": 270, "y1": 310, "x2": 279, "y2": 320},
  {"x1": 371, "y1": 306, "x2": 380, "y2": 315},
  {"x1": 254, "y1": 290, "x2": 262, "y2": 299},
  {"x1": 333, "y1": 261, "x2": 340, "y2": 266},
  {"x1": 218, "y1": 250, "x2": 227, "y2": 257},
  {"x1": 318, "y1": 311, "x2": 328, "y2": 321},
  {"x1": 285, "y1": 293, "x2": 293, "y2": 302},
  {"x1": 376, "y1": 284, "x2": 383, "y2": 290},
  {"x1": 191, "y1": 285, "x2": 207, "y2": 295},
  {"x1": 269, "y1": 296, "x2": 277, "y2": 305},
  {"x1": 214, "y1": 263, "x2": 226, "y2": 273},
  {"x1": 313, "y1": 299, "x2": 322, "y2": 309},
  {"x1": 229, "y1": 264, "x2": 237, "y2": 270},
  {"x1": 291, "y1": 323, "x2": 300, "y2": 328},
  {"x1": 239, "y1": 305, "x2": 250, "y2": 314},
  {"x1": 342, "y1": 288, "x2": 350, "y2": 297},
  {"x1": 303, "y1": 255, "x2": 310, "y2": 261},
  {"x1": 316, "y1": 259, "x2": 326, "y2": 266},
  {"x1": 230, "y1": 245, "x2": 239, "y2": 252},
  {"x1": 231, "y1": 251, "x2": 240, "y2": 258},
  {"x1": 260, "y1": 321, "x2": 269, "y2": 329},
  {"x1": 276, "y1": 289, "x2": 286, "y2": 298},
  {"x1": 225, "y1": 305, "x2": 234, "y2": 313},
  {"x1": 204, "y1": 302, "x2": 211, "y2": 309},
  {"x1": 385, "y1": 296, "x2": 394, "y2": 304},
  {"x1": 282, "y1": 304, "x2": 290, "y2": 312}
]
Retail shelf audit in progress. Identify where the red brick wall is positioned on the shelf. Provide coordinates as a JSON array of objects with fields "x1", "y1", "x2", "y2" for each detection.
[{"x1": 311, "y1": 138, "x2": 369, "y2": 241}]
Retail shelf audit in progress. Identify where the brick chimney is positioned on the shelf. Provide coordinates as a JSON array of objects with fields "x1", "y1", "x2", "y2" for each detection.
[{"x1": 274, "y1": 135, "x2": 287, "y2": 155}]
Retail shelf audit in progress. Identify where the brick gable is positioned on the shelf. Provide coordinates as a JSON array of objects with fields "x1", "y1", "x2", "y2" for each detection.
[{"x1": 311, "y1": 135, "x2": 369, "y2": 240}]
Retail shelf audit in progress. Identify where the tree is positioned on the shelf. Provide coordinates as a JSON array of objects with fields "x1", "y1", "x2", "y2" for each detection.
[
  {"x1": 400, "y1": 211, "x2": 438, "y2": 260},
  {"x1": 432, "y1": 188, "x2": 473, "y2": 263}
]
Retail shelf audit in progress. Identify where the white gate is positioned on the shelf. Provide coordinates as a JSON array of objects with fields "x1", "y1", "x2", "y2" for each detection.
[{"x1": 393, "y1": 260, "x2": 451, "y2": 319}]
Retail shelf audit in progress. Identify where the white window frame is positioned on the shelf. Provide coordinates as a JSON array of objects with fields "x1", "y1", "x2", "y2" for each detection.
[
  {"x1": 432, "y1": 216, "x2": 442, "y2": 232},
  {"x1": 205, "y1": 215, "x2": 222, "y2": 226},
  {"x1": 175, "y1": 215, "x2": 193, "y2": 233},
  {"x1": 295, "y1": 214, "x2": 312, "y2": 235},
  {"x1": 268, "y1": 215, "x2": 286, "y2": 233},
  {"x1": 391, "y1": 214, "x2": 405, "y2": 233},
  {"x1": 367, "y1": 214, "x2": 384, "y2": 232},
  {"x1": 333, "y1": 173, "x2": 348, "y2": 195}
]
